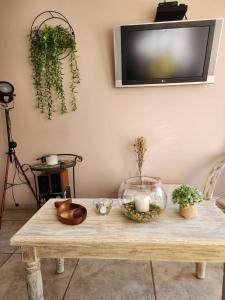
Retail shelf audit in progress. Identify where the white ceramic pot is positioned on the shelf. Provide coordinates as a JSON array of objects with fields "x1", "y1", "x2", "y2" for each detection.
[{"x1": 46, "y1": 155, "x2": 58, "y2": 165}]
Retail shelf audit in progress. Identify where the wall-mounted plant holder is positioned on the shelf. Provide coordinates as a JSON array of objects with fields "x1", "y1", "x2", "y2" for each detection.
[
  {"x1": 30, "y1": 11, "x2": 75, "y2": 60},
  {"x1": 30, "y1": 11, "x2": 80, "y2": 119}
]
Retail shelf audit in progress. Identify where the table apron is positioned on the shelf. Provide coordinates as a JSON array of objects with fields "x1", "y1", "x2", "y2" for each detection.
[{"x1": 22, "y1": 243, "x2": 225, "y2": 262}]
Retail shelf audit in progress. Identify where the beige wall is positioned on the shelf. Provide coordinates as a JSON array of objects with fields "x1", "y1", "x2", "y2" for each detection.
[{"x1": 0, "y1": 0, "x2": 225, "y2": 209}]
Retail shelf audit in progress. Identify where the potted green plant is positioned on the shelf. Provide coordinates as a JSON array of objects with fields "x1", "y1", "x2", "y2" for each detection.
[
  {"x1": 172, "y1": 185, "x2": 203, "y2": 219},
  {"x1": 29, "y1": 25, "x2": 80, "y2": 120}
]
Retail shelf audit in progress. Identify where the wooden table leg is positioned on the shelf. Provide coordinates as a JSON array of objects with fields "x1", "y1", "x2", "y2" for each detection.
[
  {"x1": 22, "y1": 247, "x2": 44, "y2": 300},
  {"x1": 56, "y1": 258, "x2": 64, "y2": 274},
  {"x1": 196, "y1": 262, "x2": 206, "y2": 279},
  {"x1": 222, "y1": 263, "x2": 225, "y2": 300}
]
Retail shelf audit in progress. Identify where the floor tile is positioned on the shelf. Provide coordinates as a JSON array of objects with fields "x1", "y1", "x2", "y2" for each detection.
[
  {"x1": 64, "y1": 259, "x2": 155, "y2": 300},
  {"x1": 152, "y1": 261, "x2": 223, "y2": 300},
  {"x1": 2, "y1": 209, "x2": 35, "y2": 221},
  {"x1": 42, "y1": 258, "x2": 78, "y2": 300},
  {"x1": 0, "y1": 254, "x2": 78, "y2": 300},
  {"x1": 0, "y1": 254, "x2": 27, "y2": 299},
  {"x1": 0, "y1": 220, "x2": 25, "y2": 253},
  {"x1": 0, "y1": 253, "x2": 12, "y2": 267}
]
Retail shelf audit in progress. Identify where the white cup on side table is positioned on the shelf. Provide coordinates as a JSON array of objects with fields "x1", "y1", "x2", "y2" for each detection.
[{"x1": 46, "y1": 154, "x2": 58, "y2": 166}]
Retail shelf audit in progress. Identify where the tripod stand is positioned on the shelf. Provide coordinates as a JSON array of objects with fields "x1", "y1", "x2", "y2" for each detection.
[{"x1": 0, "y1": 105, "x2": 37, "y2": 229}]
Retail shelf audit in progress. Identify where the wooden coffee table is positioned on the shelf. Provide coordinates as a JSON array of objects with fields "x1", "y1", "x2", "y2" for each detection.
[{"x1": 10, "y1": 185, "x2": 225, "y2": 300}]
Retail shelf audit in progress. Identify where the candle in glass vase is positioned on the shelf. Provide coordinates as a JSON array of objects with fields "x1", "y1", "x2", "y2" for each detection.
[{"x1": 134, "y1": 195, "x2": 150, "y2": 213}]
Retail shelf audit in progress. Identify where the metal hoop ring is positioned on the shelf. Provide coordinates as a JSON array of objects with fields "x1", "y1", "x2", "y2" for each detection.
[{"x1": 30, "y1": 11, "x2": 75, "y2": 60}]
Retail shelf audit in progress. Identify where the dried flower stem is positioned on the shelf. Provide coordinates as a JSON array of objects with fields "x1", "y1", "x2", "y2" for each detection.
[{"x1": 133, "y1": 137, "x2": 147, "y2": 184}]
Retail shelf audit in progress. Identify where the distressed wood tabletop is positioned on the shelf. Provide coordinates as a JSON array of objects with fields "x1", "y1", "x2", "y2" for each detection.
[{"x1": 10, "y1": 184, "x2": 225, "y2": 262}]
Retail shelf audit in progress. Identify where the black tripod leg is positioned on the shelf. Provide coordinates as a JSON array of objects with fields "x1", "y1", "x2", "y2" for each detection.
[
  {"x1": 14, "y1": 154, "x2": 38, "y2": 202},
  {"x1": 0, "y1": 156, "x2": 10, "y2": 229}
]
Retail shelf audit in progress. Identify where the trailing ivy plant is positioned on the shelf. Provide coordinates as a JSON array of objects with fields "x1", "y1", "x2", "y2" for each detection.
[{"x1": 29, "y1": 25, "x2": 80, "y2": 119}]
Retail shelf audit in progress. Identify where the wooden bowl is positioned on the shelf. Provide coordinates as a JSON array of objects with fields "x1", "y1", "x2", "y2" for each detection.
[{"x1": 55, "y1": 199, "x2": 87, "y2": 225}]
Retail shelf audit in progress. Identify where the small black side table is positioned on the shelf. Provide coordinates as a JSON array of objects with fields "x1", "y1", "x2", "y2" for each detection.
[{"x1": 30, "y1": 154, "x2": 83, "y2": 208}]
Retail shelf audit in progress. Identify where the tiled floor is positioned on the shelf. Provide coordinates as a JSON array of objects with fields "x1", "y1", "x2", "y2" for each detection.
[{"x1": 0, "y1": 210, "x2": 223, "y2": 300}]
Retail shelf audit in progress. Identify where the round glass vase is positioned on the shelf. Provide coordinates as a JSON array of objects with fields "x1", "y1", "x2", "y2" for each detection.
[{"x1": 118, "y1": 176, "x2": 167, "y2": 212}]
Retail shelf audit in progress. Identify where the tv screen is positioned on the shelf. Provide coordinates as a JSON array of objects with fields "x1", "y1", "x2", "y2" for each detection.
[{"x1": 120, "y1": 20, "x2": 216, "y2": 85}]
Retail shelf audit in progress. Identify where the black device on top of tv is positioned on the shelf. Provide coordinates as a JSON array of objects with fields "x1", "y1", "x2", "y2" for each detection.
[{"x1": 155, "y1": 1, "x2": 188, "y2": 22}]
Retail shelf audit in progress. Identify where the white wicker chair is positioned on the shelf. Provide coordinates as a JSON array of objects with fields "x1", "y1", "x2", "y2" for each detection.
[{"x1": 196, "y1": 155, "x2": 225, "y2": 279}]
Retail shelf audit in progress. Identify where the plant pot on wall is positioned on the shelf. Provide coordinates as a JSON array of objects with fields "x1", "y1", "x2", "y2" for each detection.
[
  {"x1": 29, "y1": 11, "x2": 80, "y2": 120},
  {"x1": 179, "y1": 204, "x2": 198, "y2": 219}
]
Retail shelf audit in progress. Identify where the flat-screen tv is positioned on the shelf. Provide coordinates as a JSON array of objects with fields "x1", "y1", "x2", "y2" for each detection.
[{"x1": 113, "y1": 19, "x2": 223, "y2": 87}]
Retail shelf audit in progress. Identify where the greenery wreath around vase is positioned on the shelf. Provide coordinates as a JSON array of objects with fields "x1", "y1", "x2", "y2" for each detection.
[
  {"x1": 172, "y1": 184, "x2": 203, "y2": 219},
  {"x1": 30, "y1": 25, "x2": 80, "y2": 120}
]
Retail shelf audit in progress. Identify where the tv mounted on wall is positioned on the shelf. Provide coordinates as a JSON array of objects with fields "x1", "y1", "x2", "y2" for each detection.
[{"x1": 113, "y1": 19, "x2": 223, "y2": 87}]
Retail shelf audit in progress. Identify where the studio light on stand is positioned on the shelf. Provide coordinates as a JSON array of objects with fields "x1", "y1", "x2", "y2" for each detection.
[
  {"x1": 0, "y1": 82, "x2": 37, "y2": 229},
  {"x1": 0, "y1": 82, "x2": 17, "y2": 163}
]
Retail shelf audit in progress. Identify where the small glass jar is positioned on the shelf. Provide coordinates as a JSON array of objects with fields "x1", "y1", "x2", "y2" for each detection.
[
  {"x1": 94, "y1": 199, "x2": 113, "y2": 216},
  {"x1": 118, "y1": 176, "x2": 167, "y2": 212}
]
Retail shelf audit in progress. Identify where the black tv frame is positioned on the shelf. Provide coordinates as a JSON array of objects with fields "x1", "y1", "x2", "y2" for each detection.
[{"x1": 121, "y1": 20, "x2": 216, "y2": 86}]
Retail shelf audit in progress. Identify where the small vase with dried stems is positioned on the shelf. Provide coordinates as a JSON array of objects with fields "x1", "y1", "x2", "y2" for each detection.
[
  {"x1": 118, "y1": 137, "x2": 167, "y2": 214},
  {"x1": 133, "y1": 137, "x2": 147, "y2": 185}
]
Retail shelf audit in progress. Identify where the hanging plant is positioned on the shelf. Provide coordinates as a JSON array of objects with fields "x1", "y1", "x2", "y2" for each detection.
[{"x1": 29, "y1": 25, "x2": 80, "y2": 119}]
